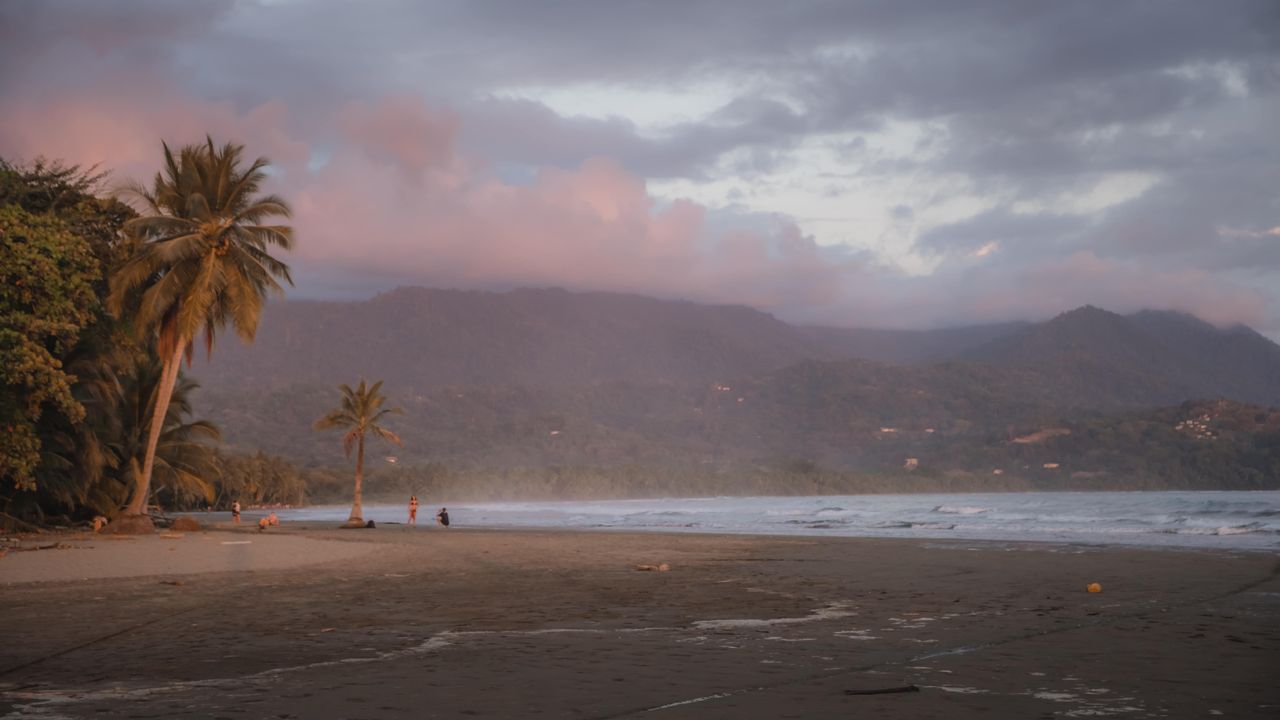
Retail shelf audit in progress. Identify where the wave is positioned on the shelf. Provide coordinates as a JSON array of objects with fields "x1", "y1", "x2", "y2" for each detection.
[
  {"x1": 933, "y1": 505, "x2": 988, "y2": 515},
  {"x1": 1156, "y1": 522, "x2": 1275, "y2": 536},
  {"x1": 911, "y1": 522, "x2": 957, "y2": 530},
  {"x1": 785, "y1": 518, "x2": 850, "y2": 527}
]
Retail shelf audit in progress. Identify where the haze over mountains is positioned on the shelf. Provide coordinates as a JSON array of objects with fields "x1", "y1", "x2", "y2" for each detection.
[
  {"x1": 194, "y1": 287, "x2": 1280, "y2": 494},
  {"x1": 196, "y1": 286, "x2": 1280, "y2": 408}
]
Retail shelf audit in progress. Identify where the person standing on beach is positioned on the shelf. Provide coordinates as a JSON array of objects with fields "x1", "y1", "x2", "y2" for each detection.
[
  {"x1": 232, "y1": 500, "x2": 241, "y2": 524},
  {"x1": 408, "y1": 495, "x2": 419, "y2": 525},
  {"x1": 436, "y1": 507, "x2": 450, "y2": 527}
]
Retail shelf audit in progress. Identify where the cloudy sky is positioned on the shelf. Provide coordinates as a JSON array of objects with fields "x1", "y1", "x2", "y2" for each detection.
[{"x1": 2, "y1": 1, "x2": 1278, "y2": 333}]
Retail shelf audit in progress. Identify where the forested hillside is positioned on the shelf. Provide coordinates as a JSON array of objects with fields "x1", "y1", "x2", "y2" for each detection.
[{"x1": 189, "y1": 288, "x2": 1280, "y2": 500}]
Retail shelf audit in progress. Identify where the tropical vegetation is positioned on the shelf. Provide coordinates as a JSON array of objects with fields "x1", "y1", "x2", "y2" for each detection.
[
  {"x1": 107, "y1": 138, "x2": 294, "y2": 525},
  {"x1": 0, "y1": 144, "x2": 294, "y2": 531}
]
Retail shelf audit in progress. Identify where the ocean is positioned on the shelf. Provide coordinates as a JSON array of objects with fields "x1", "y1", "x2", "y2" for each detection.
[{"x1": 275, "y1": 490, "x2": 1280, "y2": 551}]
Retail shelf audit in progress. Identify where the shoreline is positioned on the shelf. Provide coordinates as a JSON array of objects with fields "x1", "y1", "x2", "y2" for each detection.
[
  {"x1": 251, "y1": 490, "x2": 1280, "y2": 553},
  {"x1": 5, "y1": 511, "x2": 1273, "y2": 589},
  {"x1": 3, "y1": 520, "x2": 1271, "y2": 586}
]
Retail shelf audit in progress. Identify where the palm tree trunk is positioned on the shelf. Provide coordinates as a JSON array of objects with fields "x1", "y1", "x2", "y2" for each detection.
[
  {"x1": 349, "y1": 432, "x2": 365, "y2": 524},
  {"x1": 125, "y1": 342, "x2": 184, "y2": 517}
]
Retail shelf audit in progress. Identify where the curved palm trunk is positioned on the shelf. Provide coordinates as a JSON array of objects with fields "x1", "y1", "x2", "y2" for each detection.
[
  {"x1": 124, "y1": 341, "x2": 185, "y2": 517},
  {"x1": 348, "y1": 432, "x2": 365, "y2": 524}
]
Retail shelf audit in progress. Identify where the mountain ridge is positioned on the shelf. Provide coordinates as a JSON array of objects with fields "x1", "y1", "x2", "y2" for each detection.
[
  {"x1": 189, "y1": 287, "x2": 1280, "y2": 491},
  {"x1": 194, "y1": 286, "x2": 1280, "y2": 409}
]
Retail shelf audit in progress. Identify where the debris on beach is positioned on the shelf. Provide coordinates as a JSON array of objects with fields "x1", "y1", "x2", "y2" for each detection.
[
  {"x1": 170, "y1": 517, "x2": 202, "y2": 532},
  {"x1": 635, "y1": 563, "x2": 671, "y2": 572},
  {"x1": 13, "y1": 542, "x2": 77, "y2": 552},
  {"x1": 1087, "y1": 582, "x2": 1102, "y2": 593}
]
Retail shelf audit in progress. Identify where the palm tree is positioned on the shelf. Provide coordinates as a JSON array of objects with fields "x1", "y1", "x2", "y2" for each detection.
[
  {"x1": 314, "y1": 380, "x2": 402, "y2": 527},
  {"x1": 108, "y1": 138, "x2": 293, "y2": 523},
  {"x1": 112, "y1": 356, "x2": 222, "y2": 512},
  {"x1": 27, "y1": 326, "x2": 131, "y2": 521}
]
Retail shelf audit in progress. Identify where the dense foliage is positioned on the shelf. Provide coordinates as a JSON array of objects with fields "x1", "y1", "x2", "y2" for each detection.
[
  {"x1": 0, "y1": 155, "x2": 254, "y2": 528},
  {"x1": 0, "y1": 205, "x2": 99, "y2": 489},
  {"x1": 206, "y1": 373, "x2": 1280, "y2": 499}
]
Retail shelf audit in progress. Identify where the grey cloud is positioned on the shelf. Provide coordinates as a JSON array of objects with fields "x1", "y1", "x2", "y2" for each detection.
[
  {"x1": 458, "y1": 95, "x2": 807, "y2": 179},
  {"x1": 4, "y1": 0, "x2": 1279, "y2": 332},
  {"x1": 916, "y1": 210, "x2": 1088, "y2": 259}
]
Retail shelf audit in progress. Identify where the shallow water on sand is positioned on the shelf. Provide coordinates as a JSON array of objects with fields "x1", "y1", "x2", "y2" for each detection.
[{"x1": 277, "y1": 490, "x2": 1280, "y2": 550}]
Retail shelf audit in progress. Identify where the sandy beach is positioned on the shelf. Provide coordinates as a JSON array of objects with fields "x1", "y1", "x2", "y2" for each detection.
[{"x1": 1, "y1": 523, "x2": 1277, "y2": 719}]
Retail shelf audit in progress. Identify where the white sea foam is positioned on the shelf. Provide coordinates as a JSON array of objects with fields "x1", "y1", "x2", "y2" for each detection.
[
  {"x1": 276, "y1": 491, "x2": 1280, "y2": 550},
  {"x1": 692, "y1": 603, "x2": 856, "y2": 630},
  {"x1": 934, "y1": 505, "x2": 989, "y2": 515},
  {"x1": 927, "y1": 685, "x2": 988, "y2": 694}
]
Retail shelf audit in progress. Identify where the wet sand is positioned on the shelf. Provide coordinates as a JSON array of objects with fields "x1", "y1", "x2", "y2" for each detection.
[{"x1": 1, "y1": 523, "x2": 1277, "y2": 719}]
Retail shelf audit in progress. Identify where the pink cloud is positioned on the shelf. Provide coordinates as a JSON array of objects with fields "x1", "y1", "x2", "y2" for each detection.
[
  {"x1": 0, "y1": 71, "x2": 307, "y2": 189},
  {"x1": 0, "y1": 87, "x2": 1270, "y2": 333},
  {"x1": 339, "y1": 97, "x2": 461, "y2": 179},
  {"x1": 294, "y1": 115, "x2": 852, "y2": 316}
]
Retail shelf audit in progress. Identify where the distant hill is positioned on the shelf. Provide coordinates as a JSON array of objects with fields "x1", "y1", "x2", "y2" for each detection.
[
  {"x1": 195, "y1": 287, "x2": 1280, "y2": 409},
  {"x1": 200, "y1": 371, "x2": 1280, "y2": 495},
  {"x1": 194, "y1": 287, "x2": 834, "y2": 391},
  {"x1": 1128, "y1": 310, "x2": 1280, "y2": 407},
  {"x1": 958, "y1": 305, "x2": 1280, "y2": 408},
  {"x1": 190, "y1": 287, "x2": 1280, "y2": 494},
  {"x1": 799, "y1": 321, "x2": 1026, "y2": 365}
]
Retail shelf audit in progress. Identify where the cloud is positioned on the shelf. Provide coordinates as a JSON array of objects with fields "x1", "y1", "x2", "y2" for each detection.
[
  {"x1": 1, "y1": 0, "x2": 1278, "y2": 335},
  {"x1": 339, "y1": 97, "x2": 461, "y2": 179},
  {"x1": 295, "y1": 116, "x2": 853, "y2": 314}
]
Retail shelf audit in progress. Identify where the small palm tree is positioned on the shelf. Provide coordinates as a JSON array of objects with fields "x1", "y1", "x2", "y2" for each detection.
[
  {"x1": 314, "y1": 380, "x2": 402, "y2": 527},
  {"x1": 109, "y1": 137, "x2": 293, "y2": 523}
]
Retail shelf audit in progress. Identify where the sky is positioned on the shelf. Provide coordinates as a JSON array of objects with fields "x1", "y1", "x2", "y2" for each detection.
[{"x1": 2, "y1": 0, "x2": 1278, "y2": 334}]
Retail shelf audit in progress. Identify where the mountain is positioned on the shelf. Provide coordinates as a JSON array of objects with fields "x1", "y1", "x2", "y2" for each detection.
[
  {"x1": 193, "y1": 287, "x2": 834, "y2": 391},
  {"x1": 799, "y1": 321, "x2": 1027, "y2": 365},
  {"x1": 193, "y1": 289, "x2": 1280, "y2": 410},
  {"x1": 957, "y1": 306, "x2": 1280, "y2": 408},
  {"x1": 188, "y1": 287, "x2": 1280, "y2": 494},
  {"x1": 1128, "y1": 310, "x2": 1280, "y2": 407}
]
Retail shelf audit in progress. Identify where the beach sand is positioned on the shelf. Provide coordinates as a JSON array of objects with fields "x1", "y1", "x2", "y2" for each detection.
[{"x1": 1, "y1": 523, "x2": 1277, "y2": 719}]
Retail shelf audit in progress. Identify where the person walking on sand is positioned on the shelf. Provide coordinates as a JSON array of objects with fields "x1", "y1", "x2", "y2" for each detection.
[
  {"x1": 436, "y1": 507, "x2": 450, "y2": 527},
  {"x1": 408, "y1": 495, "x2": 419, "y2": 525},
  {"x1": 232, "y1": 500, "x2": 241, "y2": 524}
]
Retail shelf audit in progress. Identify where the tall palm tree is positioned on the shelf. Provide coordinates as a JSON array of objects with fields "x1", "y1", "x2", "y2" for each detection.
[
  {"x1": 108, "y1": 138, "x2": 293, "y2": 522},
  {"x1": 314, "y1": 380, "x2": 402, "y2": 527}
]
